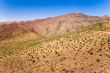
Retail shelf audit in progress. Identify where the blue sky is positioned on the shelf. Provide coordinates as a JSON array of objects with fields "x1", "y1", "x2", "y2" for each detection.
[{"x1": 0, "y1": 0, "x2": 110, "y2": 21}]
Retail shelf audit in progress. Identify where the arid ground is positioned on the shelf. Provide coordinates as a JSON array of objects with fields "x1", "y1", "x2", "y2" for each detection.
[{"x1": 0, "y1": 13, "x2": 110, "y2": 73}]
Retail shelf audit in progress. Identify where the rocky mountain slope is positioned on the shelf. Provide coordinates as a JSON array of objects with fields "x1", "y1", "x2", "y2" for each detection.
[{"x1": 0, "y1": 19, "x2": 110, "y2": 73}]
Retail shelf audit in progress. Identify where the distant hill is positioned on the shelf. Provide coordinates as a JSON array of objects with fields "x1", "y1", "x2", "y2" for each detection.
[{"x1": 0, "y1": 13, "x2": 104, "y2": 41}]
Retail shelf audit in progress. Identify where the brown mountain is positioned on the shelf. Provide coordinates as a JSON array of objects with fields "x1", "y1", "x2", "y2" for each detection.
[{"x1": 0, "y1": 13, "x2": 106, "y2": 41}]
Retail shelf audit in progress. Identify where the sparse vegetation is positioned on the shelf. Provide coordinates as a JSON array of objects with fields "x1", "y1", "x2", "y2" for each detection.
[{"x1": 0, "y1": 18, "x2": 110, "y2": 73}]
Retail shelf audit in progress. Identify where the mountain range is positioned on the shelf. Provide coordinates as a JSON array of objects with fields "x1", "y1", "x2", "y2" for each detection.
[{"x1": 0, "y1": 13, "x2": 108, "y2": 41}]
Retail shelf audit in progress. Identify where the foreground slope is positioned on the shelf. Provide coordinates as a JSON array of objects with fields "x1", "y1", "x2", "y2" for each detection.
[{"x1": 0, "y1": 21, "x2": 110, "y2": 73}]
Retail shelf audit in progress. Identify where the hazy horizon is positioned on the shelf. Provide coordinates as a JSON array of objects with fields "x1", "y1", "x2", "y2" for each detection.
[{"x1": 0, "y1": 0, "x2": 110, "y2": 22}]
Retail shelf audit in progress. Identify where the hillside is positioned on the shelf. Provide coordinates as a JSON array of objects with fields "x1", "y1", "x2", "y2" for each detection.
[
  {"x1": 0, "y1": 13, "x2": 102, "y2": 42},
  {"x1": 0, "y1": 20, "x2": 110, "y2": 73}
]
